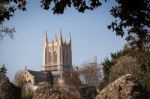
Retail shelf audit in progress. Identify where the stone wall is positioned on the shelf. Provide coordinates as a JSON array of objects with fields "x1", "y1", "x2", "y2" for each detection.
[
  {"x1": 32, "y1": 82, "x2": 61, "y2": 99},
  {"x1": 0, "y1": 73, "x2": 21, "y2": 99},
  {"x1": 96, "y1": 74, "x2": 148, "y2": 99}
]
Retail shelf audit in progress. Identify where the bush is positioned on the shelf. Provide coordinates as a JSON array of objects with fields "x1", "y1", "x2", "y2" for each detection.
[
  {"x1": 22, "y1": 86, "x2": 33, "y2": 99},
  {"x1": 109, "y1": 55, "x2": 143, "y2": 82}
]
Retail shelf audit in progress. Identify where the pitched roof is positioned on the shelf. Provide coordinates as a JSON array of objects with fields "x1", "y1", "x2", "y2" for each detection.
[{"x1": 27, "y1": 70, "x2": 46, "y2": 80}]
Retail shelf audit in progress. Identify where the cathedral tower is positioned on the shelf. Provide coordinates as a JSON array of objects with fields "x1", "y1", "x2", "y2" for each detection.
[{"x1": 42, "y1": 30, "x2": 72, "y2": 82}]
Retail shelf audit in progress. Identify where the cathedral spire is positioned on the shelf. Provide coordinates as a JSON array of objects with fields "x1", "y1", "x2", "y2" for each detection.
[
  {"x1": 58, "y1": 28, "x2": 63, "y2": 44},
  {"x1": 44, "y1": 32, "x2": 48, "y2": 47},
  {"x1": 68, "y1": 32, "x2": 71, "y2": 44}
]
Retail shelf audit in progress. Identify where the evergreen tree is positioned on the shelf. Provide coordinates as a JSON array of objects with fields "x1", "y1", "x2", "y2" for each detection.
[{"x1": 0, "y1": 64, "x2": 7, "y2": 74}]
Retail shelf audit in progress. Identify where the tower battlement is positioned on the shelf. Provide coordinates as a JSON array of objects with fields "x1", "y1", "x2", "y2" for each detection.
[{"x1": 43, "y1": 31, "x2": 72, "y2": 83}]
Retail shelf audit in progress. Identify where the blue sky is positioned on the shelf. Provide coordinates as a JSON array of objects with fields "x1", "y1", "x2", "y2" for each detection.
[{"x1": 0, "y1": 1, "x2": 125, "y2": 80}]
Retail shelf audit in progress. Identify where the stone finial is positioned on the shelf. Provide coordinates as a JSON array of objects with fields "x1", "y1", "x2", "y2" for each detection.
[
  {"x1": 44, "y1": 32, "x2": 48, "y2": 47},
  {"x1": 58, "y1": 28, "x2": 63, "y2": 44}
]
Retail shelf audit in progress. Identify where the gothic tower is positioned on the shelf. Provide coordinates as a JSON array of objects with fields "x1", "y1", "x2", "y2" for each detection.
[{"x1": 42, "y1": 30, "x2": 72, "y2": 83}]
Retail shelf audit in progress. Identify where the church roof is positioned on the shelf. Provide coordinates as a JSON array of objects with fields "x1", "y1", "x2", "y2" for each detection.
[{"x1": 27, "y1": 70, "x2": 46, "y2": 80}]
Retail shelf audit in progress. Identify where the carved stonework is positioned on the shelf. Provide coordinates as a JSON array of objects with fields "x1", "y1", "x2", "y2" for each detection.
[{"x1": 43, "y1": 31, "x2": 72, "y2": 83}]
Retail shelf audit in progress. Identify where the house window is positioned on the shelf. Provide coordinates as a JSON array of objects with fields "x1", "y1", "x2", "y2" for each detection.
[{"x1": 28, "y1": 80, "x2": 31, "y2": 84}]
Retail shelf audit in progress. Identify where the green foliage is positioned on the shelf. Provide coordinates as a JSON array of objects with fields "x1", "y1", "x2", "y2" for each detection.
[
  {"x1": 100, "y1": 51, "x2": 124, "y2": 90},
  {"x1": 60, "y1": 91, "x2": 77, "y2": 99},
  {"x1": 22, "y1": 87, "x2": 33, "y2": 99},
  {"x1": 53, "y1": 81, "x2": 61, "y2": 90},
  {"x1": 101, "y1": 49, "x2": 150, "y2": 94},
  {"x1": 0, "y1": 0, "x2": 26, "y2": 23},
  {"x1": 109, "y1": 55, "x2": 143, "y2": 82},
  {"x1": 117, "y1": 95, "x2": 123, "y2": 99},
  {"x1": 143, "y1": 71, "x2": 150, "y2": 96},
  {"x1": 0, "y1": 64, "x2": 7, "y2": 74},
  {"x1": 120, "y1": 49, "x2": 150, "y2": 72},
  {"x1": 0, "y1": 0, "x2": 102, "y2": 39},
  {"x1": 102, "y1": 51, "x2": 123, "y2": 81},
  {"x1": 0, "y1": 25, "x2": 15, "y2": 40},
  {"x1": 0, "y1": 0, "x2": 103, "y2": 21},
  {"x1": 41, "y1": 0, "x2": 102, "y2": 14},
  {"x1": 79, "y1": 85, "x2": 97, "y2": 99},
  {"x1": 0, "y1": 0, "x2": 24, "y2": 39},
  {"x1": 108, "y1": 0, "x2": 150, "y2": 51}
]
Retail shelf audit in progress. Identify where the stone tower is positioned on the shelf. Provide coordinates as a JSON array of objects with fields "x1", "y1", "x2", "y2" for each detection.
[{"x1": 42, "y1": 30, "x2": 72, "y2": 83}]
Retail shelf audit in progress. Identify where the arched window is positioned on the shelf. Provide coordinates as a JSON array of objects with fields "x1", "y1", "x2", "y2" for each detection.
[
  {"x1": 28, "y1": 80, "x2": 31, "y2": 84},
  {"x1": 54, "y1": 51, "x2": 57, "y2": 64}
]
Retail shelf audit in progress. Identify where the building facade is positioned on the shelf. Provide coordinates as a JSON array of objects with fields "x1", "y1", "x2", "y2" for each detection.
[
  {"x1": 20, "y1": 31, "x2": 72, "y2": 86},
  {"x1": 20, "y1": 68, "x2": 53, "y2": 85},
  {"x1": 42, "y1": 31, "x2": 72, "y2": 83}
]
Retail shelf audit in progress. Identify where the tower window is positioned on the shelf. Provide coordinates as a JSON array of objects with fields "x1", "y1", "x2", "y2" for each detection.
[
  {"x1": 54, "y1": 51, "x2": 57, "y2": 64},
  {"x1": 49, "y1": 52, "x2": 52, "y2": 64}
]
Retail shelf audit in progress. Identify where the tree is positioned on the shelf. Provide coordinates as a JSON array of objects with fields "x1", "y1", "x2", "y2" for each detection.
[
  {"x1": 0, "y1": 0, "x2": 26, "y2": 39},
  {"x1": 0, "y1": 0, "x2": 102, "y2": 39},
  {"x1": 0, "y1": 64, "x2": 7, "y2": 74},
  {"x1": 109, "y1": 55, "x2": 143, "y2": 82},
  {"x1": 108, "y1": 0, "x2": 150, "y2": 51},
  {"x1": 80, "y1": 61, "x2": 102, "y2": 87},
  {"x1": 102, "y1": 51, "x2": 123, "y2": 82},
  {"x1": 63, "y1": 67, "x2": 81, "y2": 99},
  {"x1": 101, "y1": 48, "x2": 150, "y2": 94},
  {"x1": 40, "y1": 0, "x2": 102, "y2": 14},
  {"x1": 1, "y1": 0, "x2": 150, "y2": 51},
  {"x1": 64, "y1": 68, "x2": 81, "y2": 90},
  {"x1": 0, "y1": 0, "x2": 26, "y2": 23}
]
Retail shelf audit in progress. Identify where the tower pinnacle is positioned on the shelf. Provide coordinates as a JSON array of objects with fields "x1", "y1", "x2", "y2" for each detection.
[
  {"x1": 67, "y1": 32, "x2": 71, "y2": 44},
  {"x1": 58, "y1": 28, "x2": 63, "y2": 44},
  {"x1": 43, "y1": 30, "x2": 72, "y2": 85},
  {"x1": 44, "y1": 32, "x2": 48, "y2": 47}
]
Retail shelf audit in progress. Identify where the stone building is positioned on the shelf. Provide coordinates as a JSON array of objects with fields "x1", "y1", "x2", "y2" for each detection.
[
  {"x1": 20, "y1": 30, "x2": 72, "y2": 85},
  {"x1": 20, "y1": 68, "x2": 53, "y2": 85},
  {"x1": 42, "y1": 31, "x2": 72, "y2": 83}
]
